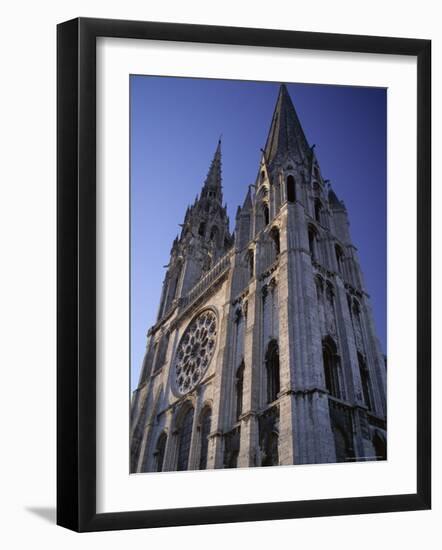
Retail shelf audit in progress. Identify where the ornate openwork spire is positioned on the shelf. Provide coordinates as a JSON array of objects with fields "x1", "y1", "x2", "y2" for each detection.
[
  {"x1": 201, "y1": 139, "x2": 222, "y2": 202},
  {"x1": 263, "y1": 84, "x2": 311, "y2": 167}
]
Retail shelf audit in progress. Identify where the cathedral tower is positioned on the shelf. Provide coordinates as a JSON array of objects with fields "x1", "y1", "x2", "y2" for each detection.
[
  {"x1": 130, "y1": 85, "x2": 387, "y2": 473},
  {"x1": 156, "y1": 141, "x2": 232, "y2": 322}
]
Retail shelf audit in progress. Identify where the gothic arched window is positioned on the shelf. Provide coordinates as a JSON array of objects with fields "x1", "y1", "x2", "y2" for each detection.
[
  {"x1": 326, "y1": 281, "x2": 335, "y2": 305},
  {"x1": 209, "y1": 225, "x2": 219, "y2": 244},
  {"x1": 262, "y1": 203, "x2": 270, "y2": 226},
  {"x1": 315, "y1": 275, "x2": 324, "y2": 303},
  {"x1": 177, "y1": 406, "x2": 194, "y2": 471},
  {"x1": 154, "y1": 431, "x2": 167, "y2": 472},
  {"x1": 262, "y1": 432, "x2": 279, "y2": 467},
  {"x1": 224, "y1": 429, "x2": 240, "y2": 469},
  {"x1": 286, "y1": 175, "x2": 296, "y2": 202},
  {"x1": 153, "y1": 331, "x2": 169, "y2": 372},
  {"x1": 308, "y1": 225, "x2": 319, "y2": 262},
  {"x1": 358, "y1": 352, "x2": 372, "y2": 410},
  {"x1": 352, "y1": 299, "x2": 361, "y2": 317},
  {"x1": 333, "y1": 424, "x2": 354, "y2": 462},
  {"x1": 236, "y1": 361, "x2": 245, "y2": 420},
  {"x1": 335, "y1": 244, "x2": 344, "y2": 274},
  {"x1": 248, "y1": 249, "x2": 254, "y2": 279},
  {"x1": 265, "y1": 339, "x2": 280, "y2": 403},
  {"x1": 198, "y1": 221, "x2": 206, "y2": 236},
  {"x1": 149, "y1": 342, "x2": 158, "y2": 378},
  {"x1": 199, "y1": 407, "x2": 212, "y2": 470},
  {"x1": 234, "y1": 307, "x2": 242, "y2": 324},
  {"x1": 227, "y1": 450, "x2": 239, "y2": 468},
  {"x1": 261, "y1": 170, "x2": 266, "y2": 182},
  {"x1": 270, "y1": 227, "x2": 280, "y2": 256},
  {"x1": 314, "y1": 198, "x2": 322, "y2": 223},
  {"x1": 169, "y1": 261, "x2": 182, "y2": 302},
  {"x1": 322, "y1": 337, "x2": 341, "y2": 399}
]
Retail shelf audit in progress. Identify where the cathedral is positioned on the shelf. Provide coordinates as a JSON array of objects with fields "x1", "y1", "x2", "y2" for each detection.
[{"x1": 130, "y1": 84, "x2": 387, "y2": 473}]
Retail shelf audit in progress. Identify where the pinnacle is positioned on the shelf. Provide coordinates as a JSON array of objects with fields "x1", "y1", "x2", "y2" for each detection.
[
  {"x1": 328, "y1": 187, "x2": 345, "y2": 209},
  {"x1": 241, "y1": 187, "x2": 252, "y2": 212}
]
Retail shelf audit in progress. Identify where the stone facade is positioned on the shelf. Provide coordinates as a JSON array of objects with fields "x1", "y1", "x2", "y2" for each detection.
[{"x1": 130, "y1": 84, "x2": 387, "y2": 473}]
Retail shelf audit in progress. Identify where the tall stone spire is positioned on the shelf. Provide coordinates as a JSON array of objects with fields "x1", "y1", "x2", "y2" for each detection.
[
  {"x1": 201, "y1": 139, "x2": 223, "y2": 203},
  {"x1": 263, "y1": 84, "x2": 311, "y2": 168},
  {"x1": 155, "y1": 140, "x2": 231, "y2": 320},
  {"x1": 177, "y1": 139, "x2": 226, "y2": 240}
]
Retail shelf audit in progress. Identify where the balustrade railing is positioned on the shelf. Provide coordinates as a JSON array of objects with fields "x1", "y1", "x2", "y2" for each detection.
[{"x1": 180, "y1": 252, "x2": 232, "y2": 311}]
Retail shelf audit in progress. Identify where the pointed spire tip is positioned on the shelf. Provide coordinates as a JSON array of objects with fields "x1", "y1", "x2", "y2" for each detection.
[{"x1": 263, "y1": 82, "x2": 310, "y2": 166}]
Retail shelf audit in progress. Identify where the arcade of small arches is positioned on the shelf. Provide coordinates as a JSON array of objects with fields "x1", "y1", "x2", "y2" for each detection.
[
  {"x1": 257, "y1": 174, "x2": 297, "y2": 223},
  {"x1": 315, "y1": 275, "x2": 375, "y2": 413},
  {"x1": 152, "y1": 401, "x2": 213, "y2": 472},
  {"x1": 256, "y1": 169, "x2": 321, "y2": 236},
  {"x1": 198, "y1": 221, "x2": 222, "y2": 245},
  {"x1": 307, "y1": 221, "x2": 348, "y2": 279},
  {"x1": 244, "y1": 226, "x2": 280, "y2": 283}
]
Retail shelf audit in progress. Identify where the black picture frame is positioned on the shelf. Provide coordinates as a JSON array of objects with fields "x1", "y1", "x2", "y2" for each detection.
[{"x1": 57, "y1": 17, "x2": 431, "y2": 532}]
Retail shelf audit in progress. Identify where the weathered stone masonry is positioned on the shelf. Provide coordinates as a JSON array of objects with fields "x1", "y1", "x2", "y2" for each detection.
[{"x1": 130, "y1": 84, "x2": 387, "y2": 473}]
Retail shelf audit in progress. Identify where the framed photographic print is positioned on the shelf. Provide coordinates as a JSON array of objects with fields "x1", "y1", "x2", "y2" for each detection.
[{"x1": 57, "y1": 17, "x2": 431, "y2": 532}]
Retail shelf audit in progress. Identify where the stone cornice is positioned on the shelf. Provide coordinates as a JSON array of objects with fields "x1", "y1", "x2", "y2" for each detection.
[
  {"x1": 258, "y1": 259, "x2": 279, "y2": 281},
  {"x1": 278, "y1": 387, "x2": 329, "y2": 399},
  {"x1": 238, "y1": 410, "x2": 258, "y2": 422}
]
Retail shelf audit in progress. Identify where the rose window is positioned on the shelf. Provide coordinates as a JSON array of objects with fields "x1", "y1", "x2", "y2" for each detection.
[{"x1": 174, "y1": 310, "x2": 217, "y2": 395}]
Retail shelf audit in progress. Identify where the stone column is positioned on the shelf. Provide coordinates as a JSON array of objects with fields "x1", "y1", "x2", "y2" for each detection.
[
  {"x1": 188, "y1": 390, "x2": 204, "y2": 470},
  {"x1": 274, "y1": 214, "x2": 296, "y2": 464},
  {"x1": 207, "y1": 283, "x2": 234, "y2": 468},
  {"x1": 238, "y1": 413, "x2": 259, "y2": 467},
  {"x1": 238, "y1": 279, "x2": 260, "y2": 467}
]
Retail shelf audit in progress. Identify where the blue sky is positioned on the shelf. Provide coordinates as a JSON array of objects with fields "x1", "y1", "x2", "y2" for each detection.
[{"x1": 130, "y1": 76, "x2": 386, "y2": 392}]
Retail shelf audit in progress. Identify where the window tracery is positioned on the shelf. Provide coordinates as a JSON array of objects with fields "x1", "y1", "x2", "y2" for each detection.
[{"x1": 174, "y1": 310, "x2": 217, "y2": 395}]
